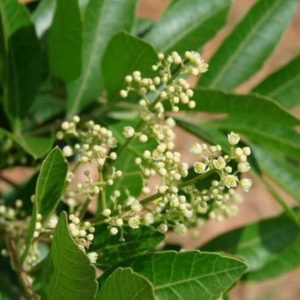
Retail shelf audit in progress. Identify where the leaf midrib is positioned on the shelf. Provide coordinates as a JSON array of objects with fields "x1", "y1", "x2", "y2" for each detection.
[{"x1": 208, "y1": 0, "x2": 283, "y2": 87}]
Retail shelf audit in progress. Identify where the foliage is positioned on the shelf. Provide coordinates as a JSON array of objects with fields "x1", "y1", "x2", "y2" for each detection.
[{"x1": 0, "y1": 0, "x2": 299, "y2": 299}]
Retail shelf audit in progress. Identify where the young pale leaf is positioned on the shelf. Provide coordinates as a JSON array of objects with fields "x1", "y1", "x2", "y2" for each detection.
[
  {"x1": 192, "y1": 89, "x2": 300, "y2": 126},
  {"x1": 144, "y1": 0, "x2": 231, "y2": 54},
  {"x1": 199, "y1": 0, "x2": 298, "y2": 89},
  {"x1": 41, "y1": 212, "x2": 98, "y2": 299},
  {"x1": 120, "y1": 251, "x2": 247, "y2": 300},
  {"x1": 253, "y1": 55, "x2": 300, "y2": 109},
  {"x1": 91, "y1": 225, "x2": 164, "y2": 268},
  {"x1": 67, "y1": 0, "x2": 138, "y2": 115},
  {"x1": 21, "y1": 147, "x2": 67, "y2": 262},
  {"x1": 97, "y1": 268, "x2": 155, "y2": 300},
  {"x1": 0, "y1": 0, "x2": 42, "y2": 126},
  {"x1": 102, "y1": 32, "x2": 157, "y2": 101},
  {"x1": 253, "y1": 145, "x2": 300, "y2": 203},
  {"x1": 49, "y1": 0, "x2": 82, "y2": 82},
  {"x1": 202, "y1": 209, "x2": 300, "y2": 281}
]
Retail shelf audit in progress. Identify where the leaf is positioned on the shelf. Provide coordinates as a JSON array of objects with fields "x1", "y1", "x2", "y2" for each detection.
[
  {"x1": 41, "y1": 212, "x2": 98, "y2": 299},
  {"x1": 133, "y1": 18, "x2": 155, "y2": 37},
  {"x1": 67, "y1": 0, "x2": 138, "y2": 115},
  {"x1": 32, "y1": 0, "x2": 56, "y2": 38},
  {"x1": 253, "y1": 145, "x2": 300, "y2": 203},
  {"x1": 0, "y1": 0, "x2": 42, "y2": 126},
  {"x1": 144, "y1": 0, "x2": 231, "y2": 54},
  {"x1": 191, "y1": 88, "x2": 299, "y2": 126},
  {"x1": 0, "y1": 128, "x2": 53, "y2": 158},
  {"x1": 49, "y1": 0, "x2": 82, "y2": 82},
  {"x1": 199, "y1": 0, "x2": 298, "y2": 89},
  {"x1": 253, "y1": 55, "x2": 300, "y2": 109},
  {"x1": 111, "y1": 251, "x2": 247, "y2": 300},
  {"x1": 21, "y1": 147, "x2": 68, "y2": 262},
  {"x1": 201, "y1": 209, "x2": 300, "y2": 281},
  {"x1": 91, "y1": 225, "x2": 164, "y2": 268},
  {"x1": 96, "y1": 268, "x2": 155, "y2": 300},
  {"x1": 102, "y1": 32, "x2": 157, "y2": 101}
]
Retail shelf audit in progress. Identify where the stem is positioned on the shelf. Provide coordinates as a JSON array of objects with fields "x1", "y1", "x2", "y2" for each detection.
[{"x1": 5, "y1": 234, "x2": 39, "y2": 300}]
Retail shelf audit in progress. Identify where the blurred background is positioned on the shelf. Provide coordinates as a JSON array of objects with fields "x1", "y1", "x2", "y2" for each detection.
[{"x1": 138, "y1": 0, "x2": 300, "y2": 299}]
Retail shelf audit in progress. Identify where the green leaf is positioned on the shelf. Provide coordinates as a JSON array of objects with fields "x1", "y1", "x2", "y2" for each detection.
[
  {"x1": 201, "y1": 209, "x2": 300, "y2": 281},
  {"x1": 0, "y1": 0, "x2": 42, "y2": 126},
  {"x1": 253, "y1": 145, "x2": 300, "y2": 203},
  {"x1": 102, "y1": 32, "x2": 157, "y2": 101},
  {"x1": 49, "y1": 0, "x2": 82, "y2": 82},
  {"x1": 116, "y1": 251, "x2": 247, "y2": 300},
  {"x1": 41, "y1": 212, "x2": 98, "y2": 299},
  {"x1": 191, "y1": 89, "x2": 299, "y2": 126},
  {"x1": 133, "y1": 17, "x2": 154, "y2": 37},
  {"x1": 91, "y1": 225, "x2": 164, "y2": 268},
  {"x1": 211, "y1": 117, "x2": 300, "y2": 160},
  {"x1": 67, "y1": 0, "x2": 138, "y2": 115},
  {"x1": 97, "y1": 268, "x2": 155, "y2": 300},
  {"x1": 144, "y1": 0, "x2": 231, "y2": 54},
  {"x1": 199, "y1": 0, "x2": 298, "y2": 89},
  {"x1": 32, "y1": 0, "x2": 56, "y2": 38},
  {"x1": 22, "y1": 147, "x2": 68, "y2": 262},
  {"x1": 253, "y1": 55, "x2": 300, "y2": 109},
  {"x1": 0, "y1": 128, "x2": 53, "y2": 158}
]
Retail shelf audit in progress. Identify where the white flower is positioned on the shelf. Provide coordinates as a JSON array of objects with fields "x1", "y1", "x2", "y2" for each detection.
[
  {"x1": 228, "y1": 132, "x2": 240, "y2": 145},
  {"x1": 87, "y1": 252, "x2": 98, "y2": 264},
  {"x1": 238, "y1": 162, "x2": 250, "y2": 173},
  {"x1": 123, "y1": 126, "x2": 135, "y2": 138},
  {"x1": 212, "y1": 157, "x2": 226, "y2": 170},
  {"x1": 110, "y1": 227, "x2": 118, "y2": 235},
  {"x1": 223, "y1": 175, "x2": 238, "y2": 188},
  {"x1": 240, "y1": 178, "x2": 252, "y2": 192},
  {"x1": 128, "y1": 216, "x2": 140, "y2": 229},
  {"x1": 159, "y1": 223, "x2": 168, "y2": 233},
  {"x1": 193, "y1": 162, "x2": 207, "y2": 174},
  {"x1": 190, "y1": 143, "x2": 202, "y2": 155},
  {"x1": 102, "y1": 208, "x2": 111, "y2": 217},
  {"x1": 174, "y1": 223, "x2": 187, "y2": 235},
  {"x1": 120, "y1": 89, "x2": 128, "y2": 98},
  {"x1": 62, "y1": 145, "x2": 73, "y2": 157}
]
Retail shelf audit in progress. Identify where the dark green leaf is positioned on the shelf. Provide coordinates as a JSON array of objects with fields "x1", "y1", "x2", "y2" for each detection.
[
  {"x1": 253, "y1": 145, "x2": 300, "y2": 203},
  {"x1": 67, "y1": 0, "x2": 138, "y2": 115},
  {"x1": 0, "y1": 128, "x2": 53, "y2": 158},
  {"x1": 118, "y1": 251, "x2": 247, "y2": 300},
  {"x1": 91, "y1": 225, "x2": 164, "y2": 268},
  {"x1": 202, "y1": 209, "x2": 300, "y2": 281},
  {"x1": 49, "y1": 0, "x2": 82, "y2": 82},
  {"x1": 41, "y1": 212, "x2": 98, "y2": 299},
  {"x1": 145, "y1": 0, "x2": 231, "y2": 54},
  {"x1": 96, "y1": 268, "x2": 155, "y2": 300},
  {"x1": 0, "y1": 0, "x2": 42, "y2": 126},
  {"x1": 102, "y1": 32, "x2": 157, "y2": 101},
  {"x1": 192, "y1": 89, "x2": 299, "y2": 126},
  {"x1": 22, "y1": 147, "x2": 67, "y2": 262},
  {"x1": 253, "y1": 55, "x2": 300, "y2": 109},
  {"x1": 199, "y1": 0, "x2": 298, "y2": 89}
]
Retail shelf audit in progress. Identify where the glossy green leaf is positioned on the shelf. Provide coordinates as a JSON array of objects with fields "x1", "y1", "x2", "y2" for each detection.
[
  {"x1": 22, "y1": 147, "x2": 67, "y2": 262},
  {"x1": 67, "y1": 0, "x2": 138, "y2": 115},
  {"x1": 192, "y1": 89, "x2": 299, "y2": 126},
  {"x1": 41, "y1": 212, "x2": 98, "y2": 299},
  {"x1": 0, "y1": 0, "x2": 42, "y2": 126},
  {"x1": 32, "y1": 0, "x2": 56, "y2": 38},
  {"x1": 97, "y1": 268, "x2": 155, "y2": 300},
  {"x1": 253, "y1": 55, "x2": 300, "y2": 109},
  {"x1": 91, "y1": 225, "x2": 164, "y2": 268},
  {"x1": 118, "y1": 251, "x2": 247, "y2": 300},
  {"x1": 145, "y1": 0, "x2": 231, "y2": 53},
  {"x1": 211, "y1": 117, "x2": 300, "y2": 160},
  {"x1": 102, "y1": 32, "x2": 157, "y2": 101},
  {"x1": 49, "y1": 0, "x2": 82, "y2": 82},
  {"x1": 202, "y1": 209, "x2": 300, "y2": 281},
  {"x1": 253, "y1": 145, "x2": 300, "y2": 202},
  {"x1": 200, "y1": 0, "x2": 298, "y2": 89},
  {"x1": 0, "y1": 128, "x2": 53, "y2": 158}
]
